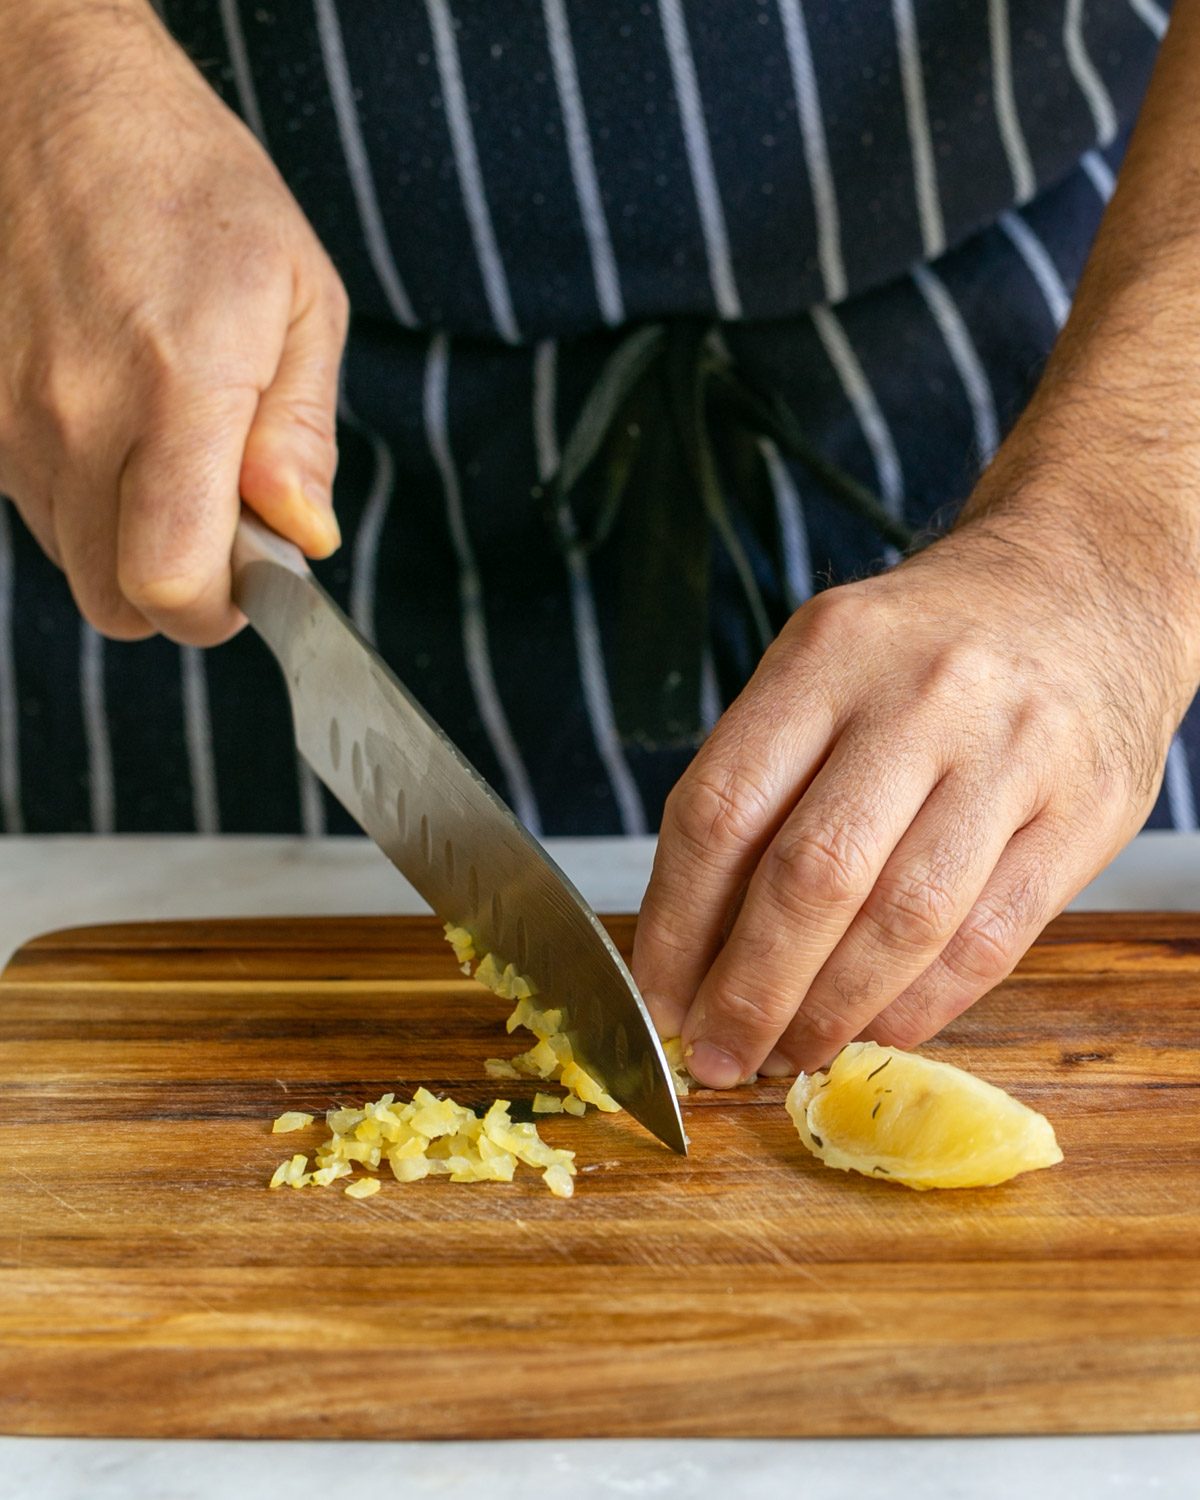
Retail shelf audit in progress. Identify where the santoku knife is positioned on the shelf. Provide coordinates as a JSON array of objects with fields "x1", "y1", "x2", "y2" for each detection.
[{"x1": 231, "y1": 513, "x2": 686, "y2": 1154}]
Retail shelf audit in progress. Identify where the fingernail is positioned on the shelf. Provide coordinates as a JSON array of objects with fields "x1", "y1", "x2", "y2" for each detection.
[
  {"x1": 759, "y1": 1048, "x2": 796, "y2": 1077},
  {"x1": 686, "y1": 1040, "x2": 745, "y2": 1090}
]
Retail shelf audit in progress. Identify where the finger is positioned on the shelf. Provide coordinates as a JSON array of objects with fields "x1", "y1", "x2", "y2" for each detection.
[
  {"x1": 52, "y1": 472, "x2": 154, "y2": 640},
  {"x1": 678, "y1": 725, "x2": 940, "y2": 1087},
  {"x1": 237, "y1": 275, "x2": 346, "y2": 559},
  {"x1": 633, "y1": 634, "x2": 839, "y2": 1038},
  {"x1": 117, "y1": 384, "x2": 259, "y2": 646},
  {"x1": 863, "y1": 813, "x2": 1105, "y2": 1051},
  {"x1": 759, "y1": 764, "x2": 1039, "y2": 1076},
  {"x1": 4, "y1": 489, "x2": 63, "y2": 570}
]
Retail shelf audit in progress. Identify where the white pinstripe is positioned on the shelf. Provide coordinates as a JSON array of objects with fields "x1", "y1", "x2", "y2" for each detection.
[
  {"x1": 80, "y1": 624, "x2": 114, "y2": 834},
  {"x1": 314, "y1": 0, "x2": 417, "y2": 327},
  {"x1": 533, "y1": 343, "x2": 646, "y2": 835},
  {"x1": 216, "y1": 0, "x2": 267, "y2": 142},
  {"x1": 344, "y1": 405, "x2": 396, "y2": 645},
  {"x1": 912, "y1": 264, "x2": 1001, "y2": 466},
  {"x1": 543, "y1": 0, "x2": 625, "y2": 327},
  {"x1": 181, "y1": 647, "x2": 220, "y2": 834},
  {"x1": 1065, "y1": 0, "x2": 1119, "y2": 146},
  {"x1": 892, "y1": 0, "x2": 945, "y2": 259},
  {"x1": 989, "y1": 0, "x2": 1037, "y2": 204},
  {"x1": 777, "y1": 0, "x2": 847, "y2": 304},
  {"x1": 1127, "y1": 0, "x2": 1169, "y2": 40},
  {"x1": 760, "y1": 437, "x2": 813, "y2": 611},
  {"x1": 1081, "y1": 148, "x2": 1116, "y2": 201},
  {"x1": 1166, "y1": 738, "x2": 1199, "y2": 831},
  {"x1": 426, "y1": 0, "x2": 521, "y2": 344},
  {"x1": 998, "y1": 210, "x2": 1071, "y2": 328},
  {"x1": 425, "y1": 334, "x2": 541, "y2": 832},
  {"x1": 699, "y1": 650, "x2": 721, "y2": 734},
  {"x1": 0, "y1": 503, "x2": 22, "y2": 832},
  {"x1": 657, "y1": 0, "x2": 742, "y2": 319},
  {"x1": 812, "y1": 304, "x2": 905, "y2": 520}
]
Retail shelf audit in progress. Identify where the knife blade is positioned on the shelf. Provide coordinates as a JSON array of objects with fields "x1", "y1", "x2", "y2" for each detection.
[{"x1": 231, "y1": 513, "x2": 687, "y2": 1154}]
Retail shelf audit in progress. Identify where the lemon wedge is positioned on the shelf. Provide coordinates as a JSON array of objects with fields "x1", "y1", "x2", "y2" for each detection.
[{"x1": 786, "y1": 1041, "x2": 1063, "y2": 1190}]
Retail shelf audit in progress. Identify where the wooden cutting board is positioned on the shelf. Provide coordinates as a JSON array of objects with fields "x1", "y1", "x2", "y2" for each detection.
[{"x1": 1, "y1": 912, "x2": 1198, "y2": 1439}]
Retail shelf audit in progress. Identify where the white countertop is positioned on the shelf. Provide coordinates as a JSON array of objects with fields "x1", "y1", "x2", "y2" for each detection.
[{"x1": 1, "y1": 831, "x2": 1199, "y2": 1500}]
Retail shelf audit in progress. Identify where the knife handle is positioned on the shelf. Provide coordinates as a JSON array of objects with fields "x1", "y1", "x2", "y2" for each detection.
[{"x1": 231, "y1": 510, "x2": 312, "y2": 587}]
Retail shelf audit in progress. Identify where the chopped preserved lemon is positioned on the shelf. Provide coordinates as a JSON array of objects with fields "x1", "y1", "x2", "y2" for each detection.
[
  {"x1": 271, "y1": 1110, "x2": 315, "y2": 1134},
  {"x1": 484, "y1": 1057, "x2": 520, "y2": 1079},
  {"x1": 560, "y1": 1060, "x2": 621, "y2": 1112},
  {"x1": 787, "y1": 1041, "x2": 1063, "y2": 1190},
  {"x1": 449, "y1": 926, "x2": 622, "y2": 1115},
  {"x1": 443, "y1": 922, "x2": 476, "y2": 973},
  {"x1": 268, "y1": 1152, "x2": 311, "y2": 1190},
  {"x1": 660, "y1": 1037, "x2": 691, "y2": 1097},
  {"x1": 532, "y1": 1092, "x2": 564, "y2": 1113},
  {"x1": 344, "y1": 1176, "x2": 381, "y2": 1199},
  {"x1": 269, "y1": 1086, "x2": 576, "y2": 1199},
  {"x1": 543, "y1": 1163, "x2": 574, "y2": 1199}
]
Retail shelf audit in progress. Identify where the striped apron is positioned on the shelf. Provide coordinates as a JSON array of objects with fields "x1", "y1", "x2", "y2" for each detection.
[{"x1": 1, "y1": 0, "x2": 1194, "y2": 836}]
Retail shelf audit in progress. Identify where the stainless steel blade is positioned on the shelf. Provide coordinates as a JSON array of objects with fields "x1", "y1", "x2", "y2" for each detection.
[{"x1": 232, "y1": 516, "x2": 686, "y2": 1154}]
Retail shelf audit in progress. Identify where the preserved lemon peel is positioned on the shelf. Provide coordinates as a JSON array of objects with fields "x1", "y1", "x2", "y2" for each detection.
[
  {"x1": 446, "y1": 922, "x2": 621, "y2": 1113},
  {"x1": 444, "y1": 924, "x2": 476, "y2": 974},
  {"x1": 661, "y1": 1037, "x2": 692, "y2": 1097},
  {"x1": 786, "y1": 1041, "x2": 1063, "y2": 1191},
  {"x1": 268, "y1": 1087, "x2": 577, "y2": 1200}
]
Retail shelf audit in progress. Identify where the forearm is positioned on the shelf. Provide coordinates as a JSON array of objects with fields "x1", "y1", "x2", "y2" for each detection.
[{"x1": 957, "y1": 2, "x2": 1200, "y2": 680}]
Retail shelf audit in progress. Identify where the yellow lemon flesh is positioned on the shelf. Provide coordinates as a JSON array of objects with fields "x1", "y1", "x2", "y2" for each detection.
[{"x1": 786, "y1": 1041, "x2": 1063, "y2": 1190}]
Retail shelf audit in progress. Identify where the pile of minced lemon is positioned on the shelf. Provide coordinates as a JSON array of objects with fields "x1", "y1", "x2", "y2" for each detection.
[
  {"x1": 269, "y1": 923, "x2": 1062, "y2": 1203},
  {"x1": 267, "y1": 923, "x2": 634, "y2": 1201},
  {"x1": 269, "y1": 1089, "x2": 576, "y2": 1200}
]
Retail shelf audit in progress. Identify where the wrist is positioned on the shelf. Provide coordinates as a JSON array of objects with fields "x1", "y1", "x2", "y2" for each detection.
[{"x1": 958, "y1": 418, "x2": 1200, "y2": 690}]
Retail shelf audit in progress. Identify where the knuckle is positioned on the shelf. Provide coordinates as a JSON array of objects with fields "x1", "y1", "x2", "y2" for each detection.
[
  {"x1": 765, "y1": 822, "x2": 875, "y2": 914},
  {"x1": 943, "y1": 888, "x2": 1038, "y2": 989},
  {"x1": 866, "y1": 868, "x2": 960, "y2": 952},
  {"x1": 222, "y1": 222, "x2": 292, "y2": 302},
  {"x1": 25, "y1": 358, "x2": 93, "y2": 452},
  {"x1": 1009, "y1": 692, "x2": 1082, "y2": 762},
  {"x1": 870, "y1": 1008, "x2": 930, "y2": 1051},
  {"x1": 706, "y1": 984, "x2": 790, "y2": 1044},
  {"x1": 795, "y1": 993, "x2": 851, "y2": 1052},
  {"x1": 919, "y1": 638, "x2": 1005, "y2": 704},
  {"x1": 284, "y1": 394, "x2": 338, "y2": 451},
  {"x1": 790, "y1": 583, "x2": 878, "y2": 655},
  {"x1": 666, "y1": 763, "x2": 771, "y2": 859}
]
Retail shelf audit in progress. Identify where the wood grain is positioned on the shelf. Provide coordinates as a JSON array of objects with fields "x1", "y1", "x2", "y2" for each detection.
[{"x1": 1, "y1": 911, "x2": 1198, "y2": 1438}]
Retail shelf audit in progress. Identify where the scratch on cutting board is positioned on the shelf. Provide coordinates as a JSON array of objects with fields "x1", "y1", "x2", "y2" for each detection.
[
  {"x1": 667, "y1": 1147, "x2": 882, "y2": 1330},
  {"x1": 15, "y1": 1167, "x2": 88, "y2": 1220}
]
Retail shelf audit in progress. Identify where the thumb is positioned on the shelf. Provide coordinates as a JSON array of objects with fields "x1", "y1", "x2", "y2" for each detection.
[{"x1": 238, "y1": 281, "x2": 347, "y2": 559}]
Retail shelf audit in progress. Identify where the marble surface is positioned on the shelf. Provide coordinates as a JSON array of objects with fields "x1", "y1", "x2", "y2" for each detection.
[{"x1": 1, "y1": 831, "x2": 1198, "y2": 1499}]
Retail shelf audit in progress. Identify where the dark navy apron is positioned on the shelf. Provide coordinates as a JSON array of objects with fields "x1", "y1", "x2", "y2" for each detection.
[{"x1": 2, "y1": 0, "x2": 1192, "y2": 836}]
